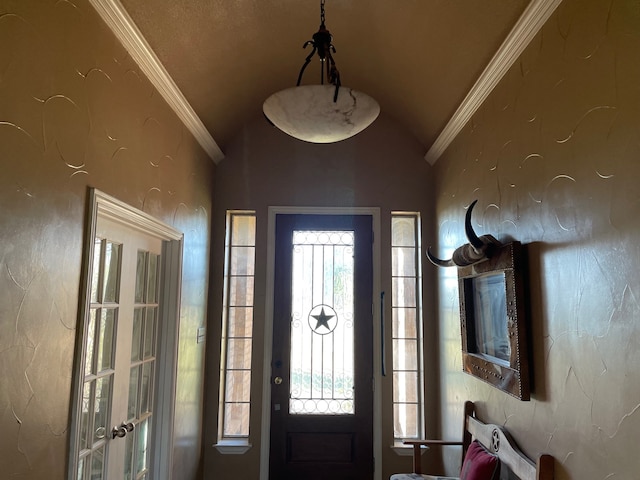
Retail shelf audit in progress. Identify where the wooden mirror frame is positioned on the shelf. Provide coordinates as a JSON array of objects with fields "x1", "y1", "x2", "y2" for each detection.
[{"x1": 457, "y1": 241, "x2": 530, "y2": 400}]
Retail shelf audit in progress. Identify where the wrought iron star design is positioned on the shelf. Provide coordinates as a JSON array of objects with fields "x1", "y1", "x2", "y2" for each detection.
[{"x1": 311, "y1": 307, "x2": 334, "y2": 331}]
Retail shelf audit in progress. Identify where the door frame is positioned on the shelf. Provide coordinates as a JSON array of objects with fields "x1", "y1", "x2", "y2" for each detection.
[
  {"x1": 68, "y1": 188, "x2": 184, "y2": 480},
  {"x1": 260, "y1": 206, "x2": 382, "y2": 480}
]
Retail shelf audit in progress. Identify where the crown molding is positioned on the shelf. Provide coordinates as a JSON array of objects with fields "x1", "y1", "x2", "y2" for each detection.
[
  {"x1": 425, "y1": 0, "x2": 563, "y2": 165},
  {"x1": 89, "y1": 0, "x2": 225, "y2": 164}
]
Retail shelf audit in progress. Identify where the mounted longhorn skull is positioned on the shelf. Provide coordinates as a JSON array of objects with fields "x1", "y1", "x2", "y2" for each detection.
[{"x1": 427, "y1": 200, "x2": 502, "y2": 267}]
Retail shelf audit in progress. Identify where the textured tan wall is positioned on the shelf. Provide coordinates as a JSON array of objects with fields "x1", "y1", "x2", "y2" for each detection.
[
  {"x1": 205, "y1": 113, "x2": 436, "y2": 480},
  {"x1": 434, "y1": 0, "x2": 640, "y2": 478},
  {"x1": 0, "y1": 1, "x2": 213, "y2": 478}
]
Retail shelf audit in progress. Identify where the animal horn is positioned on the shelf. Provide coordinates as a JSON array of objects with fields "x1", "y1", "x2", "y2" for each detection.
[
  {"x1": 426, "y1": 247, "x2": 455, "y2": 267},
  {"x1": 464, "y1": 200, "x2": 484, "y2": 250}
]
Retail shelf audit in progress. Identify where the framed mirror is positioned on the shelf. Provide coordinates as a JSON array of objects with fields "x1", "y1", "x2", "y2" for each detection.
[{"x1": 457, "y1": 241, "x2": 530, "y2": 400}]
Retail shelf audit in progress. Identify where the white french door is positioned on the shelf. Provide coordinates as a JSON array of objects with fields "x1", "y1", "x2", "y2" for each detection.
[{"x1": 70, "y1": 190, "x2": 183, "y2": 480}]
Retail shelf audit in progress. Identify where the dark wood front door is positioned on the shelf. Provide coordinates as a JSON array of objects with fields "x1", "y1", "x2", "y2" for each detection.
[{"x1": 269, "y1": 214, "x2": 374, "y2": 480}]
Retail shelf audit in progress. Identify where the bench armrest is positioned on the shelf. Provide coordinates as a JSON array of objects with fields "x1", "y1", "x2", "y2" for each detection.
[{"x1": 403, "y1": 440, "x2": 464, "y2": 474}]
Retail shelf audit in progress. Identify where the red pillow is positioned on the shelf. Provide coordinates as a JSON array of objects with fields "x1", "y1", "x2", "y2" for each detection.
[{"x1": 459, "y1": 440, "x2": 500, "y2": 480}]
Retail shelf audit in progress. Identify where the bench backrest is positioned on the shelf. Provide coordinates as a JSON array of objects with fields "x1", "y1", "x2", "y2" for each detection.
[{"x1": 465, "y1": 403, "x2": 554, "y2": 480}]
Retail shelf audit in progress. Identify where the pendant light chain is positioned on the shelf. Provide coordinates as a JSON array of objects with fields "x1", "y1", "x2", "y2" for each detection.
[{"x1": 296, "y1": 0, "x2": 339, "y2": 95}]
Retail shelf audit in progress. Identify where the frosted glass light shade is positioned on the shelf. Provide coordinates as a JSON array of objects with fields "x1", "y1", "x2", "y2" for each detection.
[{"x1": 263, "y1": 85, "x2": 380, "y2": 143}]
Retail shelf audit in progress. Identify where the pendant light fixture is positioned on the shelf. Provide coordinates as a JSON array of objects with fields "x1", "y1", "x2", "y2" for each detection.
[{"x1": 263, "y1": 0, "x2": 380, "y2": 143}]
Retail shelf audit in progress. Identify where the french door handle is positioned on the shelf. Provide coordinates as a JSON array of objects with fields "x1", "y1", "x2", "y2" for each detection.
[
  {"x1": 112, "y1": 422, "x2": 135, "y2": 439},
  {"x1": 112, "y1": 425, "x2": 127, "y2": 439}
]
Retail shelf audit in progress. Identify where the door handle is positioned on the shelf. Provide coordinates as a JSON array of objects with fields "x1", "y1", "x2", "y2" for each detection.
[
  {"x1": 380, "y1": 291, "x2": 386, "y2": 377},
  {"x1": 112, "y1": 421, "x2": 135, "y2": 439},
  {"x1": 112, "y1": 425, "x2": 127, "y2": 439}
]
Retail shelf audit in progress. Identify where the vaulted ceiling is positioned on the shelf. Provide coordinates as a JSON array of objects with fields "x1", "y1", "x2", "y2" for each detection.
[{"x1": 91, "y1": 0, "x2": 562, "y2": 163}]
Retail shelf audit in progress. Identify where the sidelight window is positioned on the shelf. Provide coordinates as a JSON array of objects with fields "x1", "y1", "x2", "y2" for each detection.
[
  {"x1": 218, "y1": 211, "x2": 256, "y2": 443},
  {"x1": 391, "y1": 213, "x2": 425, "y2": 443}
]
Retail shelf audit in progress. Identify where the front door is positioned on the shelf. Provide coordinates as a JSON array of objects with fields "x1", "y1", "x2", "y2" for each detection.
[{"x1": 269, "y1": 214, "x2": 374, "y2": 480}]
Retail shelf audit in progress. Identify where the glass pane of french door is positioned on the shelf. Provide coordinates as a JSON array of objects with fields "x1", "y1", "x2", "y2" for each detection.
[
  {"x1": 77, "y1": 238, "x2": 120, "y2": 479},
  {"x1": 124, "y1": 251, "x2": 160, "y2": 480},
  {"x1": 75, "y1": 216, "x2": 162, "y2": 480}
]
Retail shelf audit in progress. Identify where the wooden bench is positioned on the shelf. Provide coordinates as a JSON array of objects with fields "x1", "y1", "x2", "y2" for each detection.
[{"x1": 392, "y1": 401, "x2": 554, "y2": 480}]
